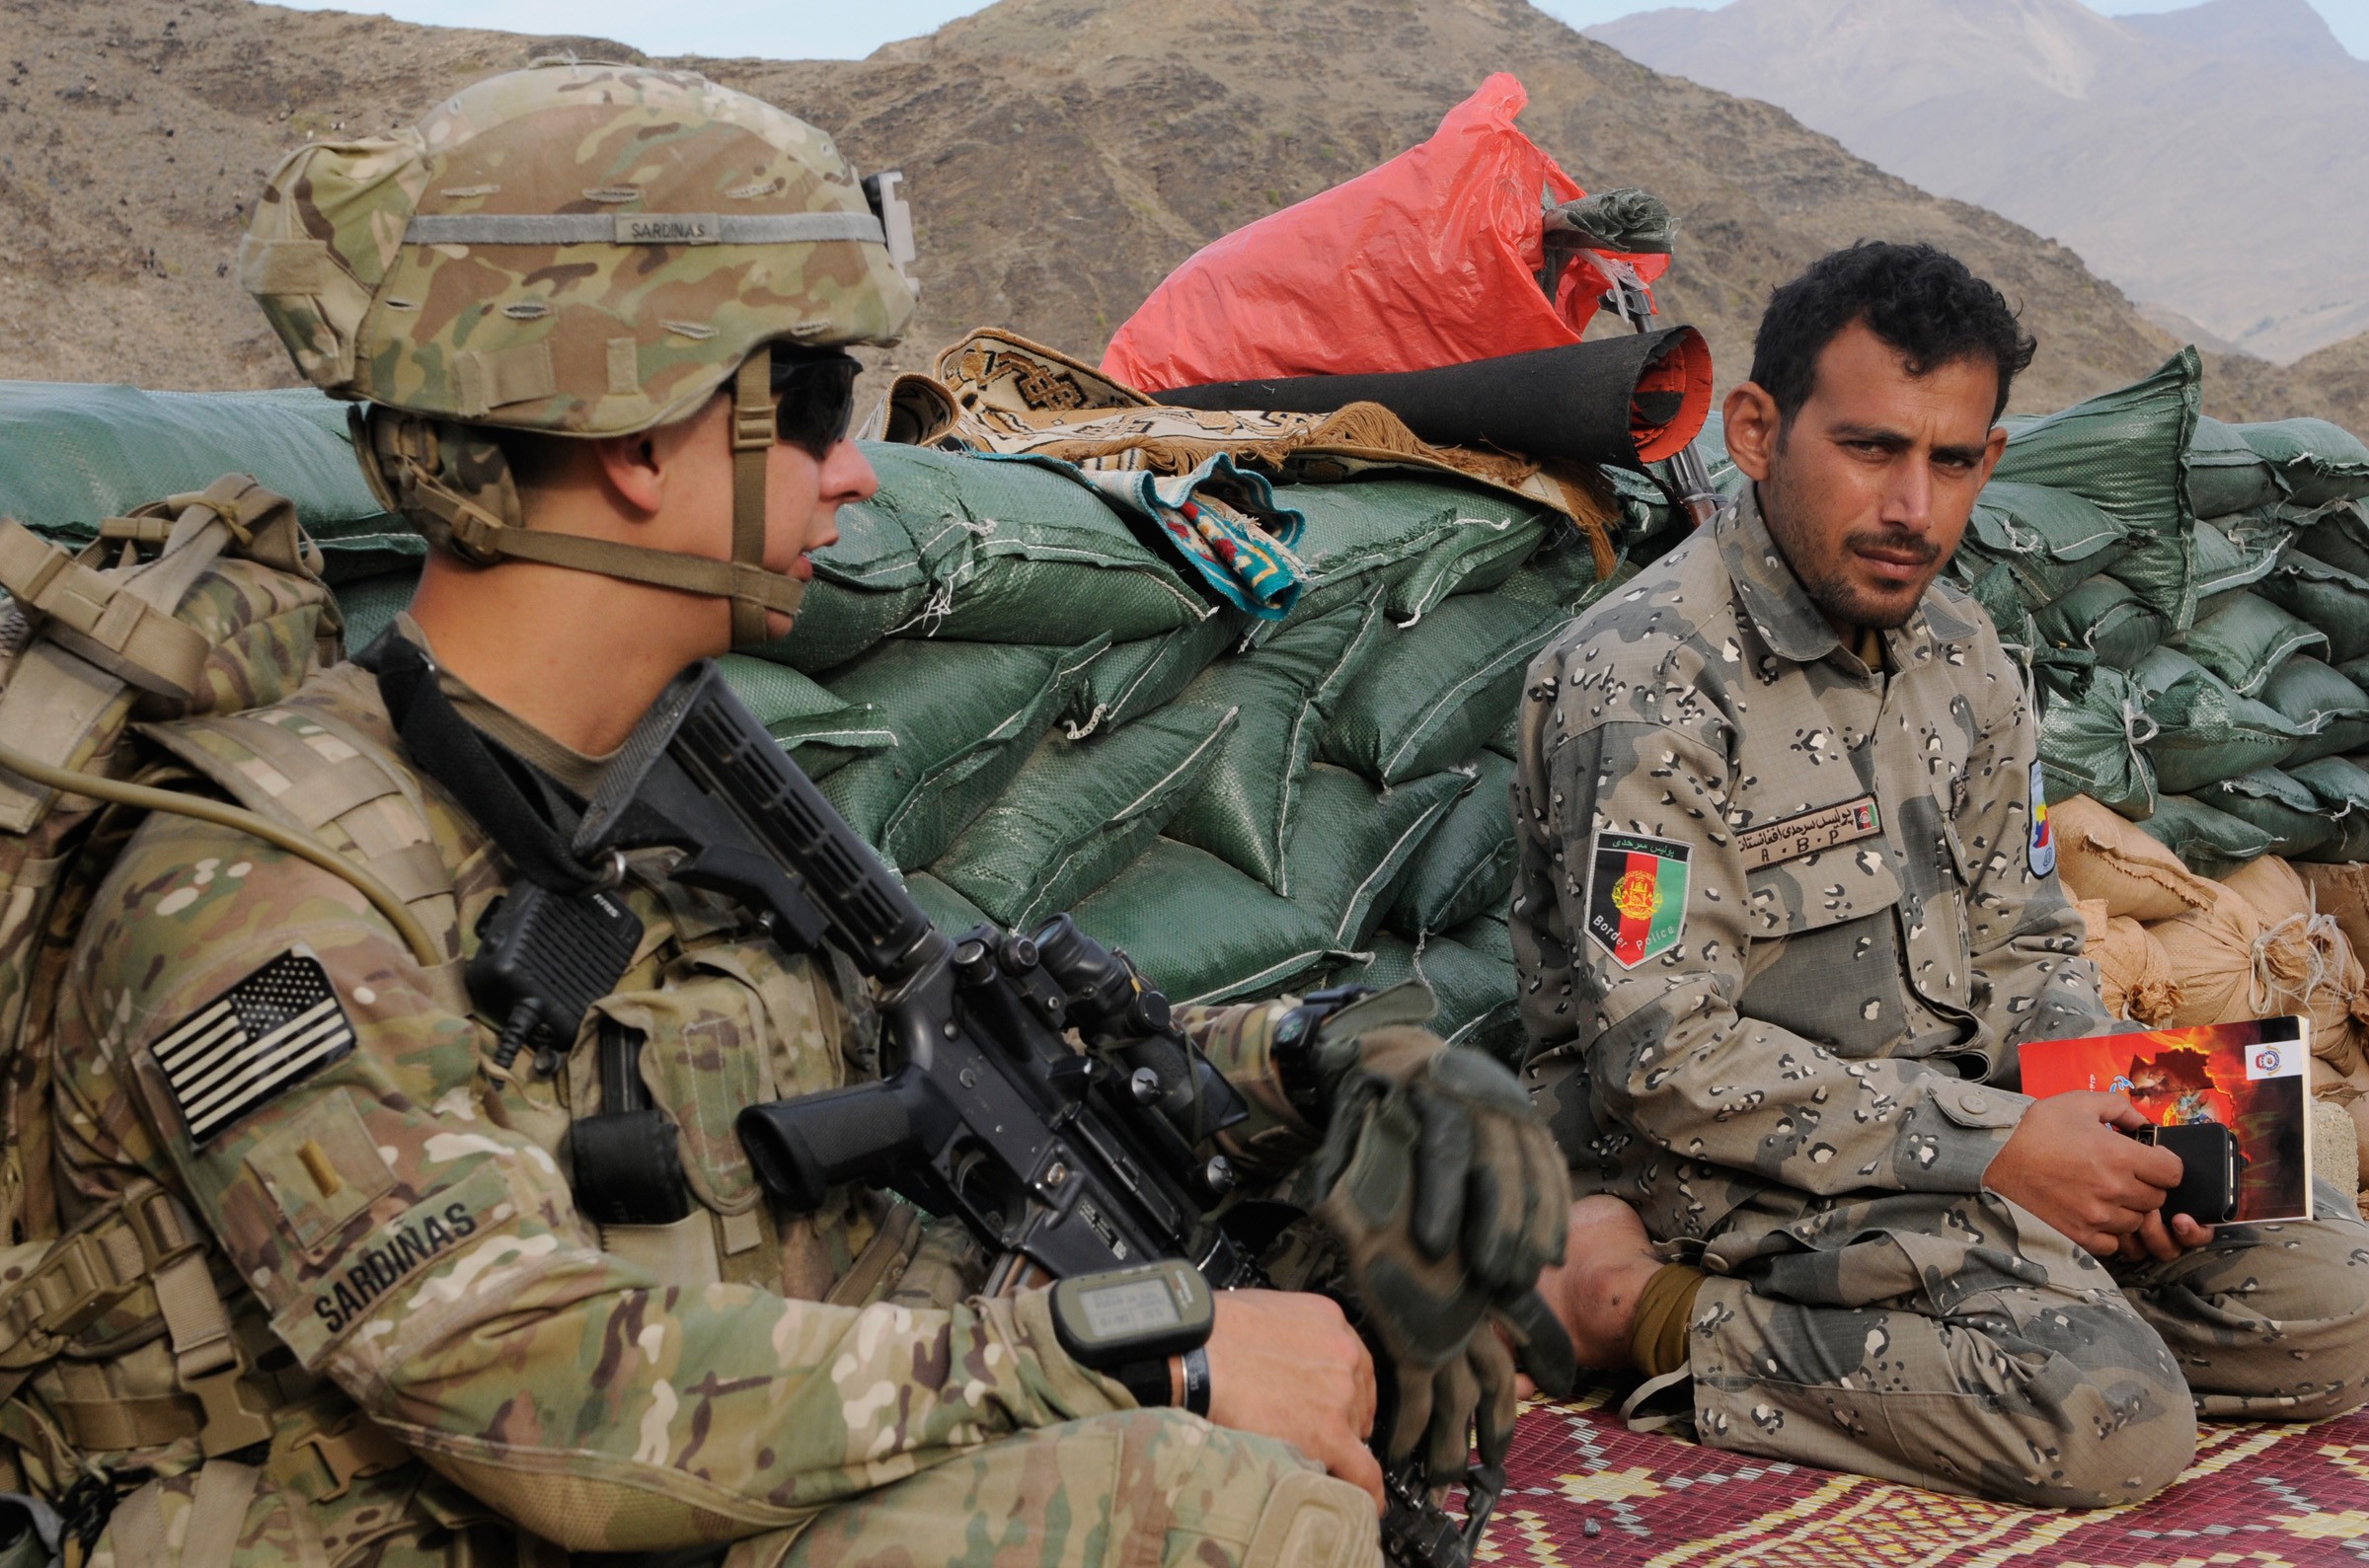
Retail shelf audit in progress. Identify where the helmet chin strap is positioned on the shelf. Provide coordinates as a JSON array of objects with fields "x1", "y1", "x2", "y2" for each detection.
[
  {"x1": 365, "y1": 360, "x2": 808, "y2": 649},
  {"x1": 727, "y1": 350, "x2": 801, "y2": 648}
]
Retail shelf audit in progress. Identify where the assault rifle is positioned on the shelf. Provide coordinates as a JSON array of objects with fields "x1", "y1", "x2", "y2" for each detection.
[{"x1": 565, "y1": 659, "x2": 1501, "y2": 1568}]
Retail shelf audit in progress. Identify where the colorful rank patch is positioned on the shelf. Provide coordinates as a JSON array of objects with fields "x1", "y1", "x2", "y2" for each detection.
[
  {"x1": 1585, "y1": 830, "x2": 1692, "y2": 969},
  {"x1": 2028, "y1": 759, "x2": 2056, "y2": 877},
  {"x1": 151, "y1": 948, "x2": 356, "y2": 1146}
]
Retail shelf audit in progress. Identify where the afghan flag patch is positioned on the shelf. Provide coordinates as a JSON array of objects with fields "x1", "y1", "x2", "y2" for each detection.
[{"x1": 1585, "y1": 830, "x2": 1692, "y2": 969}]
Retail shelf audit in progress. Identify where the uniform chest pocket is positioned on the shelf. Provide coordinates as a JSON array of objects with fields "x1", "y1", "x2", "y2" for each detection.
[
  {"x1": 1741, "y1": 849, "x2": 1911, "y2": 1058},
  {"x1": 1741, "y1": 842, "x2": 1903, "y2": 940},
  {"x1": 590, "y1": 943, "x2": 846, "y2": 1214}
]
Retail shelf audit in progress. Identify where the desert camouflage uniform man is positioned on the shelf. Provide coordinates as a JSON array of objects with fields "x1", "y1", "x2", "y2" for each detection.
[
  {"x1": 5, "y1": 62, "x2": 1568, "y2": 1567},
  {"x1": 1509, "y1": 242, "x2": 2369, "y2": 1505}
]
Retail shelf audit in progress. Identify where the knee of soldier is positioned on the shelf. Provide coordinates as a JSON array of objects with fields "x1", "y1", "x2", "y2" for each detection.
[
  {"x1": 1094, "y1": 1408, "x2": 1381, "y2": 1568},
  {"x1": 1242, "y1": 1468, "x2": 1381, "y2": 1568},
  {"x1": 1990, "y1": 1304, "x2": 2196, "y2": 1508},
  {"x1": 2029, "y1": 1381, "x2": 2197, "y2": 1509}
]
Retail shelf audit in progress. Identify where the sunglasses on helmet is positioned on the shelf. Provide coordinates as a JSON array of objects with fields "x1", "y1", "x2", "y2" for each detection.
[{"x1": 770, "y1": 349, "x2": 862, "y2": 460}]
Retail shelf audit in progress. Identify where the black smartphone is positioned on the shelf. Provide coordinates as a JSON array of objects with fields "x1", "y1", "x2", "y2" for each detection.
[{"x1": 2136, "y1": 1122, "x2": 2245, "y2": 1227}]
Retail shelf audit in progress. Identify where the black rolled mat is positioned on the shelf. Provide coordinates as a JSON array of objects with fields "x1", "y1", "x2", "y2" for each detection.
[{"x1": 1149, "y1": 325, "x2": 1713, "y2": 472}]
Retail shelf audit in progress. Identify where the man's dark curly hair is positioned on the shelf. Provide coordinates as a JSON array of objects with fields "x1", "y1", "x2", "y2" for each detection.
[{"x1": 1749, "y1": 242, "x2": 2037, "y2": 424}]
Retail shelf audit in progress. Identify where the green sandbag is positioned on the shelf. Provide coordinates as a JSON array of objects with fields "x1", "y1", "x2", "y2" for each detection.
[
  {"x1": 0, "y1": 383, "x2": 424, "y2": 583},
  {"x1": 2137, "y1": 794, "x2": 2275, "y2": 876},
  {"x1": 2170, "y1": 593, "x2": 2325, "y2": 697},
  {"x1": 715, "y1": 654, "x2": 894, "y2": 780},
  {"x1": 2299, "y1": 503, "x2": 2369, "y2": 581},
  {"x1": 1286, "y1": 765, "x2": 1470, "y2": 949},
  {"x1": 1277, "y1": 477, "x2": 1536, "y2": 621},
  {"x1": 1486, "y1": 707, "x2": 1521, "y2": 761},
  {"x1": 1388, "y1": 751, "x2": 1517, "y2": 935},
  {"x1": 2101, "y1": 525, "x2": 2200, "y2": 634},
  {"x1": 2292, "y1": 757, "x2": 2369, "y2": 862},
  {"x1": 1395, "y1": 508, "x2": 1551, "y2": 618},
  {"x1": 2190, "y1": 518, "x2": 2287, "y2": 622},
  {"x1": 818, "y1": 635, "x2": 1107, "y2": 868},
  {"x1": 2131, "y1": 646, "x2": 2304, "y2": 795},
  {"x1": 2260, "y1": 655, "x2": 2369, "y2": 766},
  {"x1": 1956, "y1": 560, "x2": 2041, "y2": 650},
  {"x1": 1496, "y1": 532, "x2": 1626, "y2": 620},
  {"x1": 759, "y1": 445, "x2": 1201, "y2": 672},
  {"x1": 1166, "y1": 595, "x2": 1389, "y2": 890},
  {"x1": 1952, "y1": 483, "x2": 2129, "y2": 613},
  {"x1": 902, "y1": 871, "x2": 990, "y2": 935},
  {"x1": 1329, "y1": 932, "x2": 1521, "y2": 1066},
  {"x1": 1073, "y1": 838, "x2": 1339, "y2": 1004},
  {"x1": 1066, "y1": 614, "x2": 1241, "y2": 737},
  {"x1": 1992, "y1": 349, "x2": 2200, "y2": 542},
  {"x1": 2191, "y1": 769, "x2": 2336, "y2": 859},
  {"x1": 1321, "y1": 594, "x2": 1564, "y2": 784},
  {"x1": 2184, "y1": 415, "x2": 2286, "y2": 519},
  {"x1": 2036, "y1": 665, "x2": 2158, "y2": 817},
  {"x1": 333, "y1": 570, "x2": 417, "y2": 655},
  {"x1": 932, "y1": 705, "x2": 1237, "y2": 929},
  {"x1": 2030, "y1": 576, "x2": 2163, "y2": 671},
  {"x1": 2236, "y1": 419, "x2": 2369, "y2": 509},
  {"x1": 2256, "y1": 552, "x2": 2369, "y2": 665}
]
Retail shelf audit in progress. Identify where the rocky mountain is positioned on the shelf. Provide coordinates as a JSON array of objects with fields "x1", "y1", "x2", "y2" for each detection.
[
  {"x1": 0, "y1": 0, "x2": 2359, "y2": 433},
  {"x1": 1590, "y1": 0, "x2": 2369, "y2": 364}
]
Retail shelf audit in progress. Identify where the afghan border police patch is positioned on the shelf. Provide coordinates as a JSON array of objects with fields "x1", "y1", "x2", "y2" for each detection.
[
  {"x1": 153, "y1": 948, "x2": 356, "y2": 1145},
  {"x1": 1585, "y1": 831, "x2": 1692, "y2": 969}
]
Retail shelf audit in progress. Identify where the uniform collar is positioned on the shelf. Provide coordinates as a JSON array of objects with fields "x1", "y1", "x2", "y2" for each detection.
[{"x1": 1716, "y1": 486, "x2": 1979, "y2": 672}]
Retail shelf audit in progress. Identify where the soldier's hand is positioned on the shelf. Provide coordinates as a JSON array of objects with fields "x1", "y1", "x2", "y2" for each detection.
[
  {"x1": 1985, "y1": 1092, "x2": 2185, "y2": 1256},
  {"x1": 2117, "y1": 1207, "x2": 2216, "y2": 1264},
  {"x1": 1302, "y1": 1030, "x2": 1571, "y2": 1483},
  {"x1": 1204, "y1": 1290, "x2": 1385, "y2": 1511}
]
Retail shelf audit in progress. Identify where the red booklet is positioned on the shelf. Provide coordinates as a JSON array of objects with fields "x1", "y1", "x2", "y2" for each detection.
[{"x1": 2018, "y1": 1017, "x2": 2315, "y2": 1224}]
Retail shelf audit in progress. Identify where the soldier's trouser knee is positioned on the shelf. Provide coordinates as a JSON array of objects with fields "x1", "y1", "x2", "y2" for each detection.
[
  {"x1": 1688, "y1": 1189, "x2": 2198, "y2": 1508},
  {"x1": 2115, "y1": 1178, "x2": 2369, "y2": 1423},
  {"x1": 747, "y1": 1409, "x2": 1379, "y2": 1568}
]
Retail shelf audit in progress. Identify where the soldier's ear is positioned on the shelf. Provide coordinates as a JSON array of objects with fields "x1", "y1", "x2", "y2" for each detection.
[{"x1": 1723, "y1": 381, "x2": 1783, "y2": 484}]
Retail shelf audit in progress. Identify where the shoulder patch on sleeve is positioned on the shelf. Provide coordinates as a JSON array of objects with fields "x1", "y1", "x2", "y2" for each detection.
[
  {"x1": 2027, "y1": 759, "x2": 2056, "y2": 877},
  {"x1": 1585, "y1": 830, "x2": 1692, "y2": 969},
  {"x1": 151, "y1": 948, "x2": 357, "y2": 1146}
]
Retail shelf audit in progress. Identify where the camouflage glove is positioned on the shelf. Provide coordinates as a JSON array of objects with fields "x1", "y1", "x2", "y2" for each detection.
[{"x1": 1303, "y1": 1002, "x2": 1573, "y2": 1479}]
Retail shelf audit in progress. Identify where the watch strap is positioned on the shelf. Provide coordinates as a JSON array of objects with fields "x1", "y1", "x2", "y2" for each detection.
[{"x1": 1112, "y1": 1357, "x2": 1175, "y2": 1409}]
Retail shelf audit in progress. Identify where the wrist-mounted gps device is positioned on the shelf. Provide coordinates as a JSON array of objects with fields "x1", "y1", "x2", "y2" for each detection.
[{"x1": 1049, "y1": 1259, "x2": 1215, "y2": 1415}]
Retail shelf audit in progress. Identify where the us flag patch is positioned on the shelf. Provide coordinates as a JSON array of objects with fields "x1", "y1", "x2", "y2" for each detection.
[{"x1": 153, "y1": 949, "x2": 356, "y2": 1145}]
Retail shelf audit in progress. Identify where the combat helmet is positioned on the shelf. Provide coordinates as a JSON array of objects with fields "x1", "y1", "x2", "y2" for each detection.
[{"x1": 239, "y1": 58, "x2": 917, "y2": 644}]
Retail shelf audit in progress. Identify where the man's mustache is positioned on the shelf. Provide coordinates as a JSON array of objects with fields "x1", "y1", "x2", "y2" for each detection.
[{"x1": 1843, "y1": 531, "x2": 1942, "y2": 566}]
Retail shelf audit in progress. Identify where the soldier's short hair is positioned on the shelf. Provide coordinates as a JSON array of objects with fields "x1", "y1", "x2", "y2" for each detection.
[{"x1": 1749, "y1": 242, "x2": 2037, "y2": 425}]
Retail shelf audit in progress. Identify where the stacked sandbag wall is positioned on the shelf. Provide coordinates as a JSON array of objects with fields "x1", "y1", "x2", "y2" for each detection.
[
  {"x1": 0, "y1": 384, "x2": 1661, "y2": 1066},
  {"x1": 12, "y1": 364, "x2": 2369, "y2": 1202}
]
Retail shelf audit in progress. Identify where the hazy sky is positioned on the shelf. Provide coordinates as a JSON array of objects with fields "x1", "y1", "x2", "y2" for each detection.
[{"x1": 272, "y1": 0, "x2": 2369, "y2": 63}]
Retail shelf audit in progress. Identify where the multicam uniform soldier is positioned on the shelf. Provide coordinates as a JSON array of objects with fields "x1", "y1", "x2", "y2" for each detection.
[
  {"x1": 7, "y1": 63, "x2": 1568, "y2": 1568},
  {"x1": 1512, "y1": 243, "x2": 2369, "y2": 1506}
]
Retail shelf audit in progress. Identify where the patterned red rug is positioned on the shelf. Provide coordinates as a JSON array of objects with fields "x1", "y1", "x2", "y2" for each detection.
[{"x1": 1490, "y1": 1390, "x2": 2369, "y2": 1567}]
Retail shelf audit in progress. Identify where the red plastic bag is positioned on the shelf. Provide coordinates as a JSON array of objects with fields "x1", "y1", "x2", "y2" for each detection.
[{"x1": 1103, "y1": 74, "x2": 1669, "y2": 392}]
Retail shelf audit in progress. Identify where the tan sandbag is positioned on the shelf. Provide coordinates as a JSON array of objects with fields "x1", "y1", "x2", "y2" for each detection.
[
  {"x1": 2054, "y1": 794, "x2": 2220, "y2": 923},
  {"x1": 2297, "y1": 861, "x2": 2369, "y2": 968},
  {"x1": 2148, "y1": 883, "x2": 2265, "y2": 1026},
  {"x1": 2086, "y1": 908, "x2": 2181, "y2": 1025},
  {"x1": 2312, "y1": 1094, "x2": 2359, "y2": 1205},
  {"x1": 2221, "y1": 856, "x2": 2369, "y2": 1076}
]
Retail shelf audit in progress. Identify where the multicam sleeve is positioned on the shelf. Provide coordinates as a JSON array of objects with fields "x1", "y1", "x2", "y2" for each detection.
[
  {"x1": 1176, "y1": 998, "x2": 1324, "y2": 1177},
  {"x1": 1953, "y1": 656, "x2": 2117, "y2": 1081},
  {"x1": 1526, "y1": 675, "x2": 2022, "y2": 1219},
  {"x1": 75, "y1": 814, "x2": 1126, "y2": 1552}
]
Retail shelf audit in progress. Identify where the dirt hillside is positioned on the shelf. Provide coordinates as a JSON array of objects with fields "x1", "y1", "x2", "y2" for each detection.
[{"x1": 0, "y1": 0, "x2": 2359, "y2": 432}]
